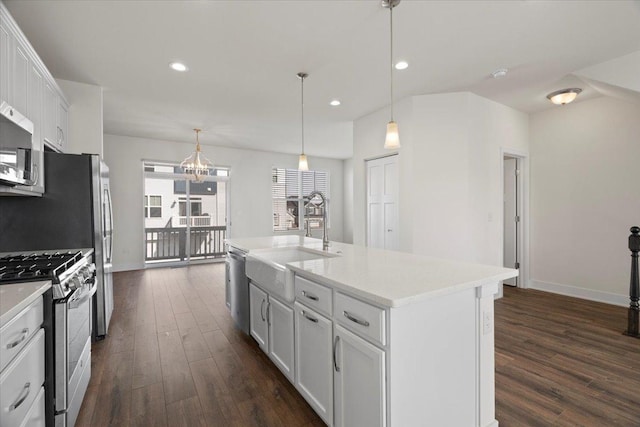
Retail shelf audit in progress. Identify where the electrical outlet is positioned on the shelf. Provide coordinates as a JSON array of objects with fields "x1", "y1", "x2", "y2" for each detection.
[{"x1": 483, "y1": 311, "x2": 493, "y2": 335}]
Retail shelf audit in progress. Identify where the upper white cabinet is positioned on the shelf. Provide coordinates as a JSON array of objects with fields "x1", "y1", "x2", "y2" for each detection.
[{"x1": 0, "y1": 2, "x2": 70, "y2": 193}]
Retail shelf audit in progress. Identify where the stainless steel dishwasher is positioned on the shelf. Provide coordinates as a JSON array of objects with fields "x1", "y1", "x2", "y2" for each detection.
[{"x1": 226, "y1": 247, "x2": 250, "y2": 334}]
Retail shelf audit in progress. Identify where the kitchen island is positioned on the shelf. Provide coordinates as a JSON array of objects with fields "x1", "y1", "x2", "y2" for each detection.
[{"x1": 226, "y1": 236, "x2": 517, "y2": 427}]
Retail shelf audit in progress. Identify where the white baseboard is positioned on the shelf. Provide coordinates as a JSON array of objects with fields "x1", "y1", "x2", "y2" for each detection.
[
  {"x1": 484, "y1": 420, "x2": 499, "y2": 427},
  {"x1": 529, "y1": 280, "x2": 628, "y2": 307},
  {"x1": 113, "y1": 262, "x2": 143, "y2": 272}
]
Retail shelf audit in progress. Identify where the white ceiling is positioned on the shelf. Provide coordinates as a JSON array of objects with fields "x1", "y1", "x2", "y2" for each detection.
[{"x1": 5, "y1": 0, "x2": 640, "y2": 159}]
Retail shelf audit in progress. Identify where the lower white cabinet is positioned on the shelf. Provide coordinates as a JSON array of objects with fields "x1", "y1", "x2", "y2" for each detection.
[
  {"x1": 249, "y1": 282, "x2": 295, "y2": 382},
  {"x1": 294, "y1": 302, "x2": 333, "y2": 425},
  {"x1": 334, "y1": 324, "x2": 386, "y2": 427},
  {"x1": 249, "y1": 283, "x2": 268, "y2": 352},
  {"x1": 267, "y1": 296, "x2": 294, "y2": 381}
]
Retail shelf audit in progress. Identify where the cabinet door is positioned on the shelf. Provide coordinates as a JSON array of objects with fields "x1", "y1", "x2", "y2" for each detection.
[
  {"x1": 334, "y1": 324, "x2": 386, "y2": 427},
  {"x1": 249, "y1": 283, "x2": 268, "y2": 353},
  {"x1": 27, "y1": 62, "x2": 44, "y2": 193},
  {"x1": 295, "y1": 302, "x2": 333, "y2": 425},
  {"x1": 12, "y1": 41, "x2": 28, "y2": 114},
  {"x1": 0, "y1": 15, "x2": 10, "y2": 104},
  {"x1": 57, "y1": 99, "x2": 68, "y2": 150},
  {"x1": 42, "y1": 81, "x2": 57, "y2": 149},
  {"x1": 268, "y1": 297, "x2": 294, "y2": 382}
]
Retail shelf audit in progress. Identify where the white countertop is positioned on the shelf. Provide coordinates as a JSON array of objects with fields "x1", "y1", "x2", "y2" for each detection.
[
  {"x1": 226, "y1": 235, "x2": 321, "y2": 253},
  {"x1": 226, "y1": 236, "x2": 517, "y2": 307},
  {"x1": 0, "y1": 281, "x2": 51, "y2": 328}
]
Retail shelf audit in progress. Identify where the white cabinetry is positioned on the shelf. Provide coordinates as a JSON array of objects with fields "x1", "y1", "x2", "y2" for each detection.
[
  {"x1": 333, "y1": 324, "x2": 386, "y2": 427},
  {"x1": 294, "y1": 302, "x2": 333, "y2": 425},
  {"x1": 249, "y1": 283, "x2": 268, "y2": 352},
  {"x1": 249, "y1": 282, "x2": 295, "y2": 382},
  {"x1": 0, "y1": 297, "x2": 46, "y2": 427},
  {"x1": 0, "y1": 2, "x2": 70, "y2": 195}
]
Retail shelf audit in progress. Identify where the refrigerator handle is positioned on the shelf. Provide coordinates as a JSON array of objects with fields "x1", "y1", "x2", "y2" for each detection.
[{"x1": 105, "y1": 187, "x2": 114, "y2": 263}]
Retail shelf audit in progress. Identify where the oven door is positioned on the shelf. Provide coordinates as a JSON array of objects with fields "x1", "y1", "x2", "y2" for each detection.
[{"x1": 54, "y1": 282, "x2": 96, "y2": 426}]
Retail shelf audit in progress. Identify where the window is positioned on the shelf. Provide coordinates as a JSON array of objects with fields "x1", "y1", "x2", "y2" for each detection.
[
  {"x1": 272, "y1": 168, "x2": 329, "y2": 232},
  {"x1": 144, "y1": 195, "x2": 162, "y2": 218},
  {"x1": 179, "y1": 197, "x2": 203, "y2": 216}
]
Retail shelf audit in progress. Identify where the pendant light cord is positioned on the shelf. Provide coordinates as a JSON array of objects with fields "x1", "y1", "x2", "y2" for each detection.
[
  {"x1": 390, "y1": 5, "x2": 394, "y2": 122},
  {"x1": 301, "y1": 75, "x2": 305, "y2": 154}
]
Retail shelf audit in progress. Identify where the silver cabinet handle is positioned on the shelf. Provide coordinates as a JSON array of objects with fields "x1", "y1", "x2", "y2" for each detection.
[
  {"x1": 302, "y1": 311, "x2": 318, "y2": 323},
  {"x1": 344, "y1": 311, "x2": 370, "y2": 327},
  {"x1": 266, "y1": 302, "x2": 271, "y2": 326},
  {"x1": 387, "y1": 229, "x2": 393, "y2": 232},
  {"x1": 302, "y1": 290, "x2": 318, "y2": 301},
  {"x1": 333, "y1": 336, "x2": 340, "y2": 372},
  {"x1": 260, "y1": 299, "x2": 266, "y2": 322},
  {"x1": 6, "y1": 328, "x2": 29, "y2": 349},
  {"x1": 9, "y1": 382, "x2": 31, "y2": 411}
]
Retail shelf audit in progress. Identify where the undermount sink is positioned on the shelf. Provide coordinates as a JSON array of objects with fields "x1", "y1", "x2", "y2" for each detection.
[{"x1": 245, "y1": 246, "x2": 338, "y2": 302}]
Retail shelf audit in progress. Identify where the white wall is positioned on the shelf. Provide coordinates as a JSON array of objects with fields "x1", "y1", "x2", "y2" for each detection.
[
  {"x1": 351, "y1": 92, "x2": 529, "y2": 268},
  {"x1": 342, "y1": 158, "x2": 354, "y2": 244},
  {"x1": 530, "y1": 96, "x2": 640, "y2": 304},
  {"x1": 56, "y1": 79, "x2": 103, "y2": 157},
  {"x1": 104, "y1": 134, "x2": 344, "y2": 271}
]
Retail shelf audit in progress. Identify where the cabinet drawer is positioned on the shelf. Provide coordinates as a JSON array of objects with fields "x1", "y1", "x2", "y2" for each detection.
[
  {"x1": 334, "y1": 293, "x2": 386, "y2": 346},
  {"x1": 295, "y1": 275, "x2": 332, "y2": 317},
  {"x1": 0, "y1": 296, "x2": 43, "y2": 372},
  {"x1": 19, "y1": 385, "x2": 45, "y2": 427},
  {"x1": 0, "y1": 328, "x2": 45, "y2": 427}
]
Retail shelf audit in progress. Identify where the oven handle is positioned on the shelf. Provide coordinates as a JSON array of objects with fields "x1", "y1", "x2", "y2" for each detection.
[{"x1": 69, "y1": 285, "x2": 97, "y2": 310}]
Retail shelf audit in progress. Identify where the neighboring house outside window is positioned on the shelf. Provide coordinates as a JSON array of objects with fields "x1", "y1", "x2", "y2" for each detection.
[
  {"x1": 272, "y1": 168, "x2": 329, "y2": 232},
  {"x1": 144, "y1": 195, "x2": 162, "y2": 218}
]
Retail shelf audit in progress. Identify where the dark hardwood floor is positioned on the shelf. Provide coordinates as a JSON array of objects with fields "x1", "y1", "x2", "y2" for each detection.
[
  {"x1": 496, "y1": 286, "x2": 640, "y2": 426},
  {"x1": 76, "y1": 263, "x2": 640, "y2": 426}
]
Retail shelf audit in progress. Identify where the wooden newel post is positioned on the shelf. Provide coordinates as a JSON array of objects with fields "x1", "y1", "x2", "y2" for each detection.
[{"x1": 625, "y1": 226, "x2": 640, "y2": 338}]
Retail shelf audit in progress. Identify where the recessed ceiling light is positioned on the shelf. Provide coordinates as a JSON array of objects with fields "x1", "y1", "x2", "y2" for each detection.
[
  {"x1": 491, "y1": 68, "x2": 508, "y2": 79},
  {"x1": 395, "y1": 61, "x2": 409, "y2": 70},
  {"x1": 330, "y1": 100, "x2": 341, "y2": 107},
  {"x1": 169, "y1": 62, "x2": 188, "y2": 72}
]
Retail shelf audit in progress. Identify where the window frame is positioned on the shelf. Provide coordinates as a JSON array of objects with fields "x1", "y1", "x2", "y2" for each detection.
[{"x1": 144, "y1": 194, "x2": 162, "y2": 218}]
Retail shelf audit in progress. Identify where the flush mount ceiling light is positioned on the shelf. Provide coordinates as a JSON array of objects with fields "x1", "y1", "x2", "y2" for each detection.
[
  {"x1": 297, "y1": 72, "x2": 309, "y2": 171},
  {"x1": 330, "y1": 99, "x2": 341, "y2": 107},
  {"x1": 169, "y1": 61, "x2": 188, "y2": 72},
  {"x1": 180, "y1": 128, "x2": 212, "y2": 182},
  {"x1": 546, "y1": 88, "x2": 582, "y2": 105},
  {"x1": 383, "y1": 0, "x2": 401, "y2": 150},
  {"x1": 491, "y1": 68, "x2": 508, "y2": 79},
  {"x1": 395, "y1": 61, "x2": 409, "y2": 70}
]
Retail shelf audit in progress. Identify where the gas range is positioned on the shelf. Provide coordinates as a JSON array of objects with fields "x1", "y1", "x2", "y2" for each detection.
[{"x1": 0, "y1": 249, "x2": 95, "y2": 299}]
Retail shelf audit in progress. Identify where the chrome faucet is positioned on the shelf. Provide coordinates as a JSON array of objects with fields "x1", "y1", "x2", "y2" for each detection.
[{"x1": 306, "y1": 190, "x2": 329, "y2": 250}]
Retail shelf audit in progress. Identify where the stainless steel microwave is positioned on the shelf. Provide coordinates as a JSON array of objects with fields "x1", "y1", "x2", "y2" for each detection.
[{"x1": 0, "y1": 101, "x2": 37, "y2": 186}]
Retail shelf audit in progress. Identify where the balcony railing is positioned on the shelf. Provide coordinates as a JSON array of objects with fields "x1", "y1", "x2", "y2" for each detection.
[
  {"x1": 171, "y1": 215, "x2": 212, "y2": 227},
  {"x1": 145, "y1": 225, "x2": 226, "y2": 262}
]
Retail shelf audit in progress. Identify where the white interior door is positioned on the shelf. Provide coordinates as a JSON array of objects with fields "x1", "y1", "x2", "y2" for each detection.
[
  {"x1": 503, "y1": 157, "x2": 518, "y2": 286},
  {"x1": 367, "y1": 155, "x2": 398, "y2": 250}
]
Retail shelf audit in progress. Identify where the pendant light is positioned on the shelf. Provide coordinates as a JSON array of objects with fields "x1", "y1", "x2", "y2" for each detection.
[
  {"x1": 180, "y1": 128, "x2": 212, "y2": 182},
  {"x1": 383, "y1": 0, "x2": 401, "y2": 150},
  {"x1": 297, "y1": 72, "x2": 309, "y2": 171}
]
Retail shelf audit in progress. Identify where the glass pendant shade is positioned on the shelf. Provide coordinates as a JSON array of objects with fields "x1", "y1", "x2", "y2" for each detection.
[
  {"x1": 384, "y1": 121, "x2": 400, "y2": 149},
  {"x1": 298, "y1": 154, "x2": 309, "y2": 171},
  {"x1": 181, "y1": 129, "x2": 212, "y2": 182}
]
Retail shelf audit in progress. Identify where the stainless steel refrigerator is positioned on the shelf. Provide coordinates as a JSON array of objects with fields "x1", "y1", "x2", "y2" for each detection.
[{"x1": 0, "y1": 151, "x2": 114, "y2": 339}]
